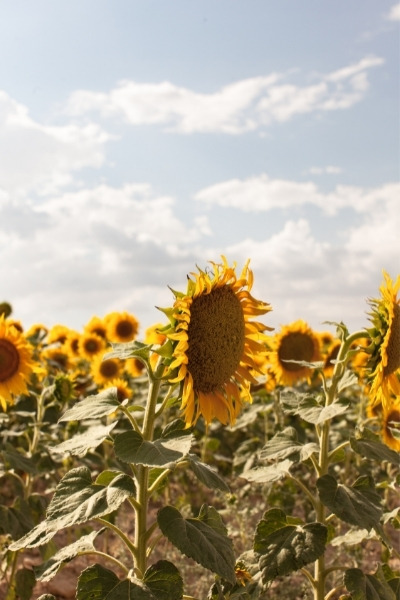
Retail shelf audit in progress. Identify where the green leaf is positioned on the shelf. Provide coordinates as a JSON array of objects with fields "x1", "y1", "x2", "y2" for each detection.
[
  {"x1": 350, "y1": 430, "x2": 400, "y2": 466},
  {"x1": 52, "y1": 423, "x2": 117, "y2": 457},
  {"x1": 280, "y1": 392, "x2": 349, "y2": 424},
  {"x1": 337, "y1": 369, "x2": 358, "y2": 392},
  {"x1": 241, "y1": 459, "x2": 293, "y2": 483},
  {"x1": 35, "y1": 530, "x2": 104, "y2": 581},
  {"x1": 254, "y1": 508, "x2": 327, "y2": 582},
  {"x1": 76, "y1": 564, "x2": 157, "y2": 600},
  {"x1": 186, "y1": 454, "x2": 230, "y2": 492},
  {"x1": 10, "y1": 467, "x2": 135, "y2": 549},
  {"x1": 144, "y1": 560, "x2": 183, "y2": 600},
  {"x1": 317, "y1": 474, "x2": 382, "y2": 530},
  {"x1": 157, "y1": 505, "x2": 236, "y2": 585},
  {"x1": 15, "y1": 568, "x2": 36, "y2": 600},
  {"x1": 344, "y1": 567, "x2": 397, "y2": 600},
  {"x1": 330, "y1": 528, "x2": 372, "y2": 547},
  {"x1": 104, "y1": 340, "x2": 153, "y2": 361},
  {"x1": 58, "y1": 388, "x2": 121, "y2": 422},
  {"x1": 114, "y1": 431, "x2": 192, "y2": 467},
  {"x1": 259, "y1": 427, "x2": 318, "y2": 462},
  {"x1": 2, "y1": 444, "x2": 38, "y2": 474}
]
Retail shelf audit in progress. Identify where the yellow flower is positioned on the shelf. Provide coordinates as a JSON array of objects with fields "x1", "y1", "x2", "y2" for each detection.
[
  {"x1": 322, "y1": 338, "x2": 341, "y2": 379},
  {"x1": 84, "y1": 315, "x2": 108, "y2": 339},
  {"x1": 367, "y1": 272, "x2": 400, "y2": 411},
  {"x1": 381, "y1": 401, "x2": 400, "y2": 451},
  {"x1": 78, "y1": 332, "x2": 107, "y2": 360},
  {"x1": 46, "y1": 324, "x2": 71, "y2": 345},
  {"x1": 63, "y1": 330, "x2": 81, "y2": 360},
  {"x1": 105, "y1": 378, "x2": 132, "y2": 403},
  {"x1": 0, "y1": 316, "x2": 39, "y2": 409},
  {"x1": 268, "y1": 319, "x2": 321, "y2": 386},
  {"x1": 144, "y1": 322, "x2": 167, "y2": 346},
  {"x1": 91, "y1": 356, "x2": 121, "y2": 386},
  {"x1": 164, "y1": 257, "x2": 272, "y2": 427},
  {"x1": 124, "y1": 357, "x2": 146, "y2": 378},
  {"x1": 105, "y1": 311, "x2": 139, "y2": 342}
]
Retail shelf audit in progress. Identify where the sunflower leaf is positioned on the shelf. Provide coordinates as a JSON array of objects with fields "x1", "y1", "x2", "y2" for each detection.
[
  {"x1": 114, "y1": 431, "x2": 192, "y2": 467},
  {"x1": 35, "y1": 529, "x2": 104, "y2": 582},
  {"x1": 317, "y1": 474, "x2": 382, "y2": 530},
  {"x1": 350, "y1": 429, "x2": 400, "y2": 466},
  {"x1": 259, "y1": 427, "x2": 319, "y2": 463},
  {"x1": 157, "y1": 505, "x2": 236, "y2": 585},
  {"x1": 143, "y1": 560, "x2": 183, "y2": 600},
  {"x1": 58, "y1": 388, "x2": 121, "y2": 422},
  {"x1": 76, "y1": 564, "x2": 157, "y2": 600},
  {"x1": 104, "y1": 340, "x2": 153, "y2": 361},
  {"x1": 10, "y1": 467, "x2": 135, "y2": 549},
  {"x1": 281, "y1": 391, "x2": 349, "y2": 424},
  {"x1": 241, "y1": 459, "x2": 293, "y2": 483},
  {"x1": 186, "y1": 454, "x2": 230, "y2": 492},
  {"x1": 344, "y1": 566, "x2": 397, "y2": 600},
  {"x1": 254, "y1": 508, "x2": 327, "y2": 582},
  {"x1": 51, "y1": 423, "x2": 117, "y2": 458}
]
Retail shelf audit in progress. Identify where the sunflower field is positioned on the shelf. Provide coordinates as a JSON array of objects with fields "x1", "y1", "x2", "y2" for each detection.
[{"x1": 0, "y1": 260, "x2": 399, "y2": 600}]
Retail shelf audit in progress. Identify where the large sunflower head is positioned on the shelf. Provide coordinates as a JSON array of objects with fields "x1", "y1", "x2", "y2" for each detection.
[
  {"x1": 268, "y1": 319, "x2": 322, "y2": 386},
  {"x1": 381, "y1": 400, "x2": 400, "y2": 452},
  {"x1": 0, "y1": 316, "x2": 39, "y2": 410},
  {"x1": 162, "y1": 257, "x2": 272, "y2": 427},
  {"x1": 366, "y1": 271, "x2": 400, "y2": 410}
]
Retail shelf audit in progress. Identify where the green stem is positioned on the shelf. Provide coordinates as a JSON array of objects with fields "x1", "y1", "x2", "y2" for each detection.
[
  {"x1": 288, "y1": 474, "x2": 319, "y2": 511},
  {"x1": 312, "y1": 330, "x2": 368, "y2": 600},
  {"x1": 134, "y1": 362, "x2": 165, "y2": 578},
  {"x1": 96, "y1": 518, "x2": 138, "y2": 562}
]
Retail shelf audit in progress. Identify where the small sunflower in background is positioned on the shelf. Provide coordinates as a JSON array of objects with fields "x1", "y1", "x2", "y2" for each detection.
[
  {"x1": 105, "y1": 377, "x2": 132, "y2": 403},
  {"x1": 78, "y1": 331, "x2": 107, "y2": 361},
  {"x1": 63, "y1": 330, "x2": 81, "y2": 361},
  {"x1": 0, "y1": 315, "x2": 39, "y2": 410},
  {"x1": 105, "y1": 311, "x2": 139, "y2": 343},
  {"x1": 163, "y1": 257, "x2": 272, "y2": 427},
  {"x1": 46, "y1": 324, "x2": 71, "y2": 346},
  {"x1": 322, "y1": 337, "x2": 341, "y2": 379},
  {"x1": 366, "y1": 271, "x2": 400, "y2": 411},
  {"x1": 91, "y1": 355, "x2": 121, "y2": 387},
  {"x1": 268, "y1": 319, "x2": 321, "y2": 386},
  {"x1": 84, "y1": 315, "x2": 108, "y2": 339},
  {"x1": 124, "y1": 357, "x2": 146, "y2": 378}
]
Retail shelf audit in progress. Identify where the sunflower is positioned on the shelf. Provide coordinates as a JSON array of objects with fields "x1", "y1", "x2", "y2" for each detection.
[
  {"x1": 163, "y1": 257, "x2": 272, "y2": 427},
  {"x1": 63, "y1": 330, "x2": 81, "y2": 360},
  {"x1": 322, "y1": 338, "x2": 341, "y2": 379},
  {"x1": 78, "y1": 332, "x2": 107, "y2": 361},
  {"x1": 366, "y1": 272, "x2": 400, "y2": 410},
  {"x1": 84, "y1": 315, "x2": 108, "y2": 339},
  {"x1": 144, "y1": 323, "x2": 167, "y2": 346},
  {"x1": 46, "y1": 324, "x2": 71, "y2": 345},
  {"x1": 381, "y1": 400, "x2": 400, "y2": 451},
  {"x1": 91, "y1": 356, "x2": 121, "y2": 386},
  {"x1": 124, "y1": 357, "x2": 146, "y2": 378},
  {"x1": 268, "y1": 319, "x2": 321, "y2": 386},
  {"x1": 105, "y1": 311, "x2": 139, "y2": 343},
  {"x1": 0, "y1": 315, "x2": 38, "y2": 409},
  {"x1": 105, "y1": 378, "x2": 132, "y2": 403}
]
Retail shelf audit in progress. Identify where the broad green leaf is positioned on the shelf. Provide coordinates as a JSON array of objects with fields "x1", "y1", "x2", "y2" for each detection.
[
  {"x1": 157, "y1": 505, "x2": 236, "y2": 585},
  {"x1": 337, "y1": 369, "x2": 358, "y2": 392},
  {"x1": 35, "y1": 530, "x2": 104, "y2": 581},
  {"x1": 350, "y1": 432, "x2": 400, "y2": 466},
  {"x1": 186, "y1": 454, "x2": 230, "y2": 492},
  {"x1": 10, "y1": 467, "x2": 135, "y2": 549},
  {"x1": 15, "y1": 568, "x2": 36, "y2": 600},
  {"x1": 241, "y1": 459, "x2": 293, "y2": 483},
  {"x1": 344, "y1": 567, "x2": 397, "y2": 600},
  {"x1": 104, "y1": 340, "x2": 152, "y2": 361},
  {"x1": 143, "y1": 560, "x2": 183, "y2": 600},
  {"x1": 280, "y1": 391, "x2": 349, "y2": 424},
  {"x1": 330, "y1": 528, "x2": 372, "y2": 547},
  {"x1": 0, "y1": 501, "x2": 35, "y2": 539},
  {"x1": 58, "y1": 388, "x2": 121, "y2": 422},
  {"x1": 95, "y1": 469, "x2": 128, "y2": 486},
  {"x1": 317, "y1": 474, "x2": 382, "y2": 530},
  {"x1": 51, "y1": 423, "x2": 117, "y2": 457},
  {"x1": 114, "y1": 431, "x2": 192, "y2": 467},
  {"x1": 254, "y1": 508, "x2": 327, "y2": 582},
  {"x1": 259, "y1": 427, "x2": 318, "y2": 462},
  {"x1": 2, "y1": 445, "x2": 38, "y2": 474},
  {"x1": 76, "y1": 564, "x2": 156, "y2": 600}
]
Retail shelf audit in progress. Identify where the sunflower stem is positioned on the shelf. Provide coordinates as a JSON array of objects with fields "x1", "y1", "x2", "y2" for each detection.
[{"x1": 134, "y1": 361, "x2": 165, "y2": 578}]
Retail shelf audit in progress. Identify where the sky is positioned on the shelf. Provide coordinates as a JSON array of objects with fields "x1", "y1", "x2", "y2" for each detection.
[{"x1": 0, "y1": 0, "x2": 399, "y2": 339}]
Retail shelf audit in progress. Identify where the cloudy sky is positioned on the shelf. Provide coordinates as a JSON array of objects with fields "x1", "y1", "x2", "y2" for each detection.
[{"x1": 1, "y1": 1, "x2": 399, "y2": 338}]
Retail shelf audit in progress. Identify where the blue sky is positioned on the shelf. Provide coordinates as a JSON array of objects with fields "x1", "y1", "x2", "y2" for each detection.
[{"x1": 0, "y1": 1, "x2": 399, "y2": 337}]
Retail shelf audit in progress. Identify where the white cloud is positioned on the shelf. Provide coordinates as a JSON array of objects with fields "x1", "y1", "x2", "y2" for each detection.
[
  {"x1": 386, "y1": 3, "x2": 400, "y2": 20},
  {"x1": 0, "y1": 90, "x2": 111, "y2": 196},
  {"x1": 195, "y1": 173, "x2": 399, "y2": 217},
  {"x1": 65, "y1": 57, "x2": 384, "y2": 134}
]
